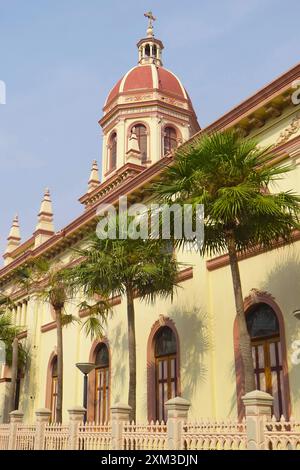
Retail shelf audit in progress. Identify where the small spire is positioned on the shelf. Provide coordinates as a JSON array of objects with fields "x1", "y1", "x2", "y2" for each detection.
[
  {"x1": 126, "y1": 128, "x2": 142, "y2": 165},
  {"x1": 88, "y1": 160, "x2": 100, "y2": 193},
  {"x1": 8, "y1": 214, "x2": 21, "y2": 242},
  {"x1": 3, "y1": 214, "x2": 21, "y2": 265},
  {"x1": 128, "y1": 129, "x2": 141, "y2": 153},
  {"x1": 38, "y1": 188, "x2": 53, "y2": 217},
  {"x1": 34, "y1": 188, "x2": 54, "y2": 248}
]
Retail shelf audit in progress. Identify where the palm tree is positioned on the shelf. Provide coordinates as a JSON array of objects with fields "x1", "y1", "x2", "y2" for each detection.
[
  {"x1": 69, "y1": 218, "x2": 180, "y2": 421},
  {"x1": 15, "y1": 260, "x2": 109, "y2": 423},
  {"x1": 0, "y1": 296, "x2": 28, "y2": 414},
  {"x1": 154, "y1": 130, "x2": 300, "y2": 393}
]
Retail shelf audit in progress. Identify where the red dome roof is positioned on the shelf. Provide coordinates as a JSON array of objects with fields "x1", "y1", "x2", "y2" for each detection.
[{"x1": 105, "y1": 64, "x2": 189, "y2": 107}]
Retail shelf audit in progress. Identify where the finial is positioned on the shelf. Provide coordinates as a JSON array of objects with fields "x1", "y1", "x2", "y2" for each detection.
[
  {"x1": 88, "y1": 160, "x2": 100, "y2": 193},
  {"x1": 126, "y1": 128, "x2": 142, "y2": 165},
  {"x1": 138, "y1": 12, "x2": 163, "y2": 66},
  {"x1": 7, "y1": 214, "x2": 21, "y2": 242},
  {"x1": 144, "y1": 10, "x2": 156, "y2": 37},
  {"x1": 3, "y1": 214, "x2": 21, "y2": 265},
  {"x1": 34, "y1": 188, "x2": 54, "y2": 248}
]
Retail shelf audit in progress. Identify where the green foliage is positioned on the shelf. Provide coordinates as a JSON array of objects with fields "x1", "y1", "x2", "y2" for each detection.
[
  {"x1": 0, "y1": 311, "x2": 28, "y2": 369},
  {"x1": 154, "y1": 130, "x2": 300, "y2": 254},
  {"x1": 69, "y1": 215, "x2": 180, "y2": 305}
]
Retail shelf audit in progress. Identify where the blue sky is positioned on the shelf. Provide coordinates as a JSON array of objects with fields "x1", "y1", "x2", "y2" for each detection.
[{"x1": 0, "y1": 0, "x2": 299, "y2": 255}]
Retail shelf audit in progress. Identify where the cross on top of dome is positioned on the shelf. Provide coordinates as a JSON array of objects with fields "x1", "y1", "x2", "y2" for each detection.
[
  {"x1": 138, "y1": 11, "x2": 163, "y2": 66},
  {"x1": 144, "y1": 10, "x2": 156, "y2": 37}
]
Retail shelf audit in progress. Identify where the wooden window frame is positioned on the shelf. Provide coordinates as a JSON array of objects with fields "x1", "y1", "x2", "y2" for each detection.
[
  {"x1": 252, "y1": 333, "x2": 284, "y2": 417},
  {"x1": 155, "y1": 352, "x2": 177, "y2": 422},
  {"x1": 88, "y1": 339, "x2": 111, "y2": 423},
  {"x1": 94, "y1": 364, "x2": 109, "y2": 424},
  {"x1": 233, "y1": 293, "x2": 291, "y2": 419}
]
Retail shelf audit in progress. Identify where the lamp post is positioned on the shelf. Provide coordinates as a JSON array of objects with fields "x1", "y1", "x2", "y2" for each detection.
[{"x1": 76, "y1": 363, "x2": 96, "y2": 423}]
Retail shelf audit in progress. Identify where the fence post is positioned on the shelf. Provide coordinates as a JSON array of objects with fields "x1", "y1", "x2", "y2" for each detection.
[
  {"x1": 110, "y1": 403, "x2": 131, "y2": 450},
  {"x1": 165, "y1": 397, "x2": 190, "y2": 450},
  {"x1": 34, "y1": 408, "x2": 51, "y2": 450},
  {"x1": 8, "y1": 410, "x2": 23, "y2": 450},
  {"x1": 242, "y1": 390, "x2": 273, "y2": 450},
  {"x1": 68, "y1": 406, "x2": 86, "y2": 450}
]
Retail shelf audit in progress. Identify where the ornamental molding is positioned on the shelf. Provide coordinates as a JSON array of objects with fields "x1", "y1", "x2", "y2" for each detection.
[
  {"x1": 275, "y1": 113, "x2": 300, "y2": 146},
  {"x1": 244, "y1": 288, "x2": 275, "y2": 307},
  {"x1": 82, "y1": 165, "x2": 144, "y2": 208},
  {"x1": 124, "y1": 94, "x2": 153, "y2": 103},
  {"x1": 158, "y1": 95, "x2": 185, "y2": 108},
  {"x1": 158, "y1": 314, "x2": 170, "y2": 326},
  {"x1": 102, "y1": 106, "x2": 190, "y2": 130}
]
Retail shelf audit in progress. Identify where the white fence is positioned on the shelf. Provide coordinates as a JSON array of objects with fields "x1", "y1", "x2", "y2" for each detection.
[
  {"x1": 265, "y1": 416, "x2": 300, "y2": 450},
  {"x1": 183, "y1": 419, "x2": 247, "y2": 450},
  {"x1": 122, "y1": 421, "x2": 167, "y2": 450},
  {"x1": 0, "y1": 391, "x2": 300, "y2": 451}
]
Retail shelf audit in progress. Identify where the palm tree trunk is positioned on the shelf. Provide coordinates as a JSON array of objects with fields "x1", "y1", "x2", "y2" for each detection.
[
  {"x1": 227, "y1": 237, "x2": 255, "y2": 393},
  {"x1": 126, "y1": 286, "x2": 136, "y2": 422},
  {"x1": 55, "y1": 308, "x2": 63, "y2": 423},
  {"x1": 9, "y1": 337, "x2": 19, "y2": 412}
]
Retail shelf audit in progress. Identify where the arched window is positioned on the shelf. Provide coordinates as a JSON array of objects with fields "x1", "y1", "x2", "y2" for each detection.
[
  {"x1": 163, "y1": 127, "x2": 177, "y2": 156},
  {"x1": 94, "y1": 344, "x2": 110, "y2": 424},
  {"x1": 246, "y1": 303, "x2": 287, "y2": 418},
  {"x1": 109, "y1": 132, "x2": 117, "y2": 170},
  {"x1": 132, "y1": 124, "x2": 148, "y2": 163},
  {"x1": 154, "y1": 326, "x2": 178, "y2": 421},
  {"x1": 50, "y1": 356, "x2": 58, "y2": 422}
]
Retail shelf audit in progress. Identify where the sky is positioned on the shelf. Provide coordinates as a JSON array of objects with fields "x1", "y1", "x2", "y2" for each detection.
[{"x1": 0, "y1": 0, "x2": 300, "y2": 256}]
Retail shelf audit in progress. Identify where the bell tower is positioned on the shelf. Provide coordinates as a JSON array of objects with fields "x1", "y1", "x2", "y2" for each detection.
[{"x1": 98, "y1": 13, "x2": 200, "y2": 182}]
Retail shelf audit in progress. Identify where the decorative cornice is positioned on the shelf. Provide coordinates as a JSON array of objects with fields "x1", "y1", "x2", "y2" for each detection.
[
  {"x1": 79, "y1": 162, "x2": 145, "y2": 207},
  {"x1": 101, "y1": 96, "x2": 196, "y2": 129},
  {"x1": 196, "y1": 63, "x2": 300, "y2": 137},
  {"x1": 275, "y1": 113, "x2": 300, "y2": 145}
]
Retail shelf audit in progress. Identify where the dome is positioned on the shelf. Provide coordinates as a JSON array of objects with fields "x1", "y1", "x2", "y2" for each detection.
[{"x1": 104, "y1": 64, "x2": 192, "y2": 110}]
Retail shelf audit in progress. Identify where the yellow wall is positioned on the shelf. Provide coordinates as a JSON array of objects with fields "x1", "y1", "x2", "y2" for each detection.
[{"x1": 1, "y1": 96, "x2": 300, "y2": 424}]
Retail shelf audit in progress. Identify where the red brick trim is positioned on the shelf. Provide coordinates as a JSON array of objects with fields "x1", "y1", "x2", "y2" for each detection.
[
  {"x1": 41, "y1": 321, "x2": 57, "y2": 333},
  {"x1": 207, "y1": 230, "x2": 300, "y2": 272},
  {"x1": 177, "y1": 267, "x2": 193, "y2": 283},
  {"x1": 17, "y1": 330, "x2": 27, "y2": 340},
  {"x1": 79, "y1": 295, "x2": 122, "y2": 318}
]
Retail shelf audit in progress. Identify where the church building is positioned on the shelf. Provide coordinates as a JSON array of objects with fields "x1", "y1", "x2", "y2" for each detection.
[{"x1": 0, "y1": 14, "x2": 300, "y2": 424}]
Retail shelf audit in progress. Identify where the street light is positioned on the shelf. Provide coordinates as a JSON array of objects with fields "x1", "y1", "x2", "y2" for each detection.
[{"x1": 76, "y1": 362, "x2": 96, "y2": 423}]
